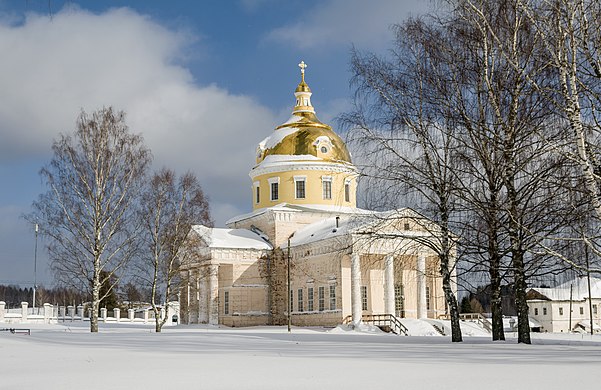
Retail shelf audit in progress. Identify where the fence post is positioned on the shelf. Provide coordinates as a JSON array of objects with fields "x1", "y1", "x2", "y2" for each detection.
[
  {"x1": 143, "y1": 308, "x2": 149, "y2": 324},
  {"x1": 100, "y1": 308, "x2": 107, "y2": 320},
  {"x1": 44, "y1": 303, "x2": 53, "y2": 324},
  {"x1": 68, "y1": 305, "x2": 75, "y2": 320},
  {"x1": 128, "y1": 309, "x2": 134, "y2": 322},
  {"x1": 21, "y1": 302, "x2": 28, "y2": 322},
  {"x1": 114, "y1": 308, "x2": 121, "y2": 322},
  {"x1": 77, "y1": 305, "x2": 83, "y2": 319},
  {"x1": 0, "y1": 301, "x2": 5, "y2": 322}
]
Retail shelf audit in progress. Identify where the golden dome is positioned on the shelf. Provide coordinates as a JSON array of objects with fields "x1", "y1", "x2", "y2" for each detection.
[{"x1": 256, "y1": 61, "x2": 352, "y2": 165}]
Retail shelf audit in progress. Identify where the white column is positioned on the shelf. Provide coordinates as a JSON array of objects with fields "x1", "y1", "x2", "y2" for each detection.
[
  {"x1": 384, "y1": 254, "x2": 395, "y2": 315},
  {"x1": 208, "y1": 264, "x2": 219, "y2": 325},
  {"x1": 416, "y1": 255, "x2": 427, "y2": 319},
  {"x1": 0, "y1": 301, "x2": 5, "y2": 322},
  {"x1": 199, "y1": 271, "x2": 209, "y2": 324},
  {"x1": 351, "y1": 253, "x2": 362, "y2": 326},
  {"x1": 113, "y1": 308, "x2": 121, "y2": 321}
]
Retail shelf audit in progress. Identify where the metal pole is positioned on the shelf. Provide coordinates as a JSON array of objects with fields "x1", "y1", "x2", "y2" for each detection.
[
  {"x1": 33, "y1": 223, "x2": 38, "y2": 310},
  {"x1": 287, "y1": 237, "x2": 291, "y2": 333},
  {"x1": 585, "y1": 245, "x2": 594, "y2": 336},
  {"x1": 569, "y1": 283, "x2": 573, "y2": 332}
]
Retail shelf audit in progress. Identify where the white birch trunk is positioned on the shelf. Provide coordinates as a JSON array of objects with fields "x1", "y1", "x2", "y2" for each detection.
[{"x1": 416, "y1": 255, "x2": 427, "y2": 319}]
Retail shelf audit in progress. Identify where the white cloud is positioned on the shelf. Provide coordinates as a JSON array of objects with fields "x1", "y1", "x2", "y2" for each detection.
[
  {"x1": 265, "y1": 0, "x2": 429, "y2": 49},
  {"x1": 0, "y1": 6, "x2": 277, "y2": 226}
]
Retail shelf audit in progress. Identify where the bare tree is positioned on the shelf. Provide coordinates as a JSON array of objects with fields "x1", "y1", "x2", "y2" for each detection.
[
  {"x1": 30, "y1": 107, "x2": 151, "y2": 332},
  {"x1": 140, "y1": 169, "x2": 212, "y2": 332},
  {"x1": 345, "y1": 20, "x2": 464, "y2": 342}
]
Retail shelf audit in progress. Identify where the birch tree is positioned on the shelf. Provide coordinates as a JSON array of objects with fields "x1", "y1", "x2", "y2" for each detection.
[
  {"x1": 345, "y1": 20, "x2": 464, "y2": 342},
  {"x1": 140, "y1": 169, "x2": 212, "y2": 332},
  {"x1": 30, "y1": 107, "x2": 151, "y2": 332}
]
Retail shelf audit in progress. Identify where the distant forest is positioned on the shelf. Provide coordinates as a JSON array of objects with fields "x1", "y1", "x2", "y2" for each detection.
[{"x1": 0, "y1": 285, "x2": 87, "y2": 308}]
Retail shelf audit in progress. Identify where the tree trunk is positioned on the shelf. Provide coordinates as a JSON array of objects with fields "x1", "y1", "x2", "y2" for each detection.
[{"x1": 91, "y1": 266, "x2": 100, "y2": 333}]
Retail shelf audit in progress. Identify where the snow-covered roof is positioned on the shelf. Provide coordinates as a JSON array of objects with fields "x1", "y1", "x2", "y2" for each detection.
[
  {"x1": 191, "y1": 225, "x2": 272, "y2": 250},
  {"x1": 226, "y1": 203, "x2": 372, "y2": 226},
  {"x1": 289, "y1": 208, "x2": 424, "y2": 247},
  {"x1": 529, "y1": 277, "x2": 601, "y2": 301}
]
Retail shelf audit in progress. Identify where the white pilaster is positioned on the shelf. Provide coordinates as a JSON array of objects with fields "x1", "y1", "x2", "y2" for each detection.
[
  {"x1": 416, "y1": 255, "x2": 427, "y2": 319},
  {"x1": 208, "y1": 264, "x2": 219, "y2": 325},
  {"x1": 351, "y1": 253, "x2": 362, "y2": 326},
  {"x1": 384, "y1": 254, "x2": 395, "y2": 315}
]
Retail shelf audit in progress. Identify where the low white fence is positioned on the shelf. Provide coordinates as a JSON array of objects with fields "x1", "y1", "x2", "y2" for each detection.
[{"x1": 0, "y1": 301, "x2": 180, "y2": 325}]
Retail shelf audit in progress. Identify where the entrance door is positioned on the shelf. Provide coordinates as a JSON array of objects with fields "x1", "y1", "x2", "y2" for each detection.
[{"x1": 394, "y1": 283, "x2": 405, "y2": 318}]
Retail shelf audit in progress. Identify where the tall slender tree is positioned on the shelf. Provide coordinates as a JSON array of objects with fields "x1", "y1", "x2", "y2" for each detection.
[
  {"x1": 30, "y1": 107, "x2": 151, "y2": 332},
  {"x1": 140, "y1": 169, "x2": 212, "y2": 332}
]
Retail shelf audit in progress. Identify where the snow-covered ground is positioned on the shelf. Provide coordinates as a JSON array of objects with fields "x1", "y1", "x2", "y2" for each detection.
[{"x1": 2, "y1": 322, "x2": 600, "y2": 390}]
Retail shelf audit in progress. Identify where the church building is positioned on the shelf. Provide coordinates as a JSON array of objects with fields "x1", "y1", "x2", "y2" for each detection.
[{"x1": 179, "y1": 62, "x2": 454, "y2": 328}]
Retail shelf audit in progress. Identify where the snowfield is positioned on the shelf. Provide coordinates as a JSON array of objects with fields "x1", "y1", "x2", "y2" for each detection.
[{"x1": 2, "y1": 322, "x2": 600, "y2": 390}]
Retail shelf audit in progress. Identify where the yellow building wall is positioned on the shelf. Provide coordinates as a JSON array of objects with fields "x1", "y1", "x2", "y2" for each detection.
[{"x1": 252, "y1": 169, "x2": 356, "y2": 210}]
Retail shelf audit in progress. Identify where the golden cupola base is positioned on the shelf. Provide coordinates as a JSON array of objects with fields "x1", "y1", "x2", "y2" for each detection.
[{"x1": 250, "y1": 61, "x2": 358, "y2": 211}]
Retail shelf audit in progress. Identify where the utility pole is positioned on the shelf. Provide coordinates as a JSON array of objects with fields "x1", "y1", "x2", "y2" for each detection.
[
  {"x1": 585, "y1": 245, "x2": 594, "y2": 336},
  {"x1": 569, "y1": 283, "x2": 573, "y2": 332},
  {"x1": 287, "y1": 236, "x2": 292, "y2": 333},
  {"x1": 33, "y1": 223, "x2": 39, "y2": 310}
]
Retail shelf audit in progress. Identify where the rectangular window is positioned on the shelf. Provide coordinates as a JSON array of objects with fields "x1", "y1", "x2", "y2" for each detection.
[
  {"x1": 426, "y1": 286, "x2": 431, "y2": 310},
  {"x1": 543, "y1": 307, "x2": 547, "y2": 315},
  {"x1": 295, "y1": 179, "x2": 306, "y2": 199},
  {"x1": 344, "y1": 182, "x2": 350, "y2": 202},
  {"x1": 270, "y1": 182, "x2": 279, "y2": 201},
  {"x1": 329, "y1": 285, "x2": 336, "y2": 310},
  {"x1": 361, "y1": 286, "x2": 368, "y2": 311},
  {"x1": 318, "y1": 286, "x2": 325, "y2": 311},
  {"x1": 559, "y1": 307, "x2": 564, "y2": 316},
  {"x1": 290, "y1": 289, "x2": 294, "y2": 312},
  {"x1": 308, "y1": 287, "x2": 314, "y2": 311},
  {"x1": 298, "y1": 289, "x2": 304, "y2": 312},
  {"x1": 322, "y1": 178, "x2": 332, "y2": 200},
  {"x1": 534, "y1": 308, "x2": 539, "y2": 316},
  {"x1": 224, "y1": 291, "x2": 229, "y2": 315},
  {"x1": 255, "y1": 186, "x2": 260, "y2": 203},
  {"x1": 594, "y1": 304, "x2": 598, "y2": 315},
  {"x1": 580, "y1": 306, "x2": 584, "y2": 315}
]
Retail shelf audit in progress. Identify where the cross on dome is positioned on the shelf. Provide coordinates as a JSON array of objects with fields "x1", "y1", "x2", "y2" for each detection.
[{"x1": 298, "y1": 60, "x2": 307, "y2": 81}]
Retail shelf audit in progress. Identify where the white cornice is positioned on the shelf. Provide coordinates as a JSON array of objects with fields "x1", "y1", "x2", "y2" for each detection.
[{"x1": 250, "y1": 160, "x2": 358, "y2": 179}]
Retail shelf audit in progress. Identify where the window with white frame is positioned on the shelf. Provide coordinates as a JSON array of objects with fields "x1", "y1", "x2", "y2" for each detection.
[
  {"x1": 543, "y1": 307, "x2": 547, "y2": 315},
  {"x1": 361, "y1": 286, "x2": 368, "y2": 311},
  {"x1": 426, "y1": 286, "x2": 431, "y2": 310},
  {"x1": 559, "y1": 307, "x2": 564, "y2": 316},
  {"x1": 290, "y1": 289, "x2": 294, "y2": 312},
  {"x1": 594, "y1": 304, "x2": 598, "y2": 315},
  {"x1": 294, "y1": 176, "x2": 306, "y2": 199},
  {"x1": 224, "y1": 291, "x2": 229, "y2": 315},
  {"x1": 534, "y1": 308, "x2": 539, "y2": 315},
  {"x1": 298, "y1": 289, "x2": 304, "y2": 312},
  {"x1": 268, "y1": 177, "x2": 279, "y2": 201},
  {"x1": 308, "y1": 287, "x2": 314, "y2": 311},
  {"x1": 254, "y1": 181, "x2": 260, "y2": 204},
  {"x1": 318, "y1": 286, "x2": 325, "y2": 311},
  {"x1": 580, "y1": 306, "x2": 584, "y2": 315},
  {"x1": 329, "y1": 285, "x2": 336, "y2": 310},
  {"x1": 322, "y1": 176, "x2": 332, "y2": 200}
]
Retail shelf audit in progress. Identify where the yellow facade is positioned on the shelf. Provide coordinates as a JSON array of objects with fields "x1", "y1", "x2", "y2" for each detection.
[{"x1": 252, "y1": 168, "x2": 357, "y2": 209}]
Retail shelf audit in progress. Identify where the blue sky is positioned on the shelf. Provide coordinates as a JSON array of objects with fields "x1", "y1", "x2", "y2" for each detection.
[{"x1": 0, "y1": 0, "x2": 428, "y2": 287}]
